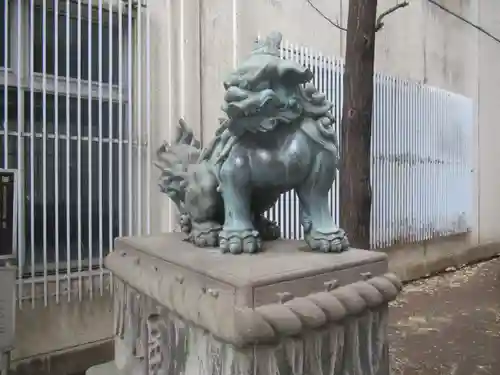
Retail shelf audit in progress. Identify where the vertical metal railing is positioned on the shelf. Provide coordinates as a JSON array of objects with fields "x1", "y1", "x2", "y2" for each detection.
[
  {"x1": 28, "y1": 0, "x2": 36, "y2": 307},
  {"x1": 262, "y1": 39, "x2": 473, "y2": 249},
  {"x1": 0, "y1": 0, "x2": 152, "y2": 306}
]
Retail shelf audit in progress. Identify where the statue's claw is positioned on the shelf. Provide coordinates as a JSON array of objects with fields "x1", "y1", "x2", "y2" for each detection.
[
  {"x1": 305, "y1": 229, "x2": 350, "y2": 253},
  {"x1": 189, "y1": 221, "x2": 221, "y2": 248},
  {"x1": 219, "y1": 230, "x2": 261, "y2": 254}
]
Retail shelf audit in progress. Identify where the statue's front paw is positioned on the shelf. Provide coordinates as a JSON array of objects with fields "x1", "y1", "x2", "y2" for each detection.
[
  {"x1": 189, "y1": 221, "x2": 222, "y2": 247},
  {"x1": 305, "y1": 228, "x2": 350, "y2": 253},
  {"x1": 219, "y1": 230, "x2": 262, "y2": 254}
]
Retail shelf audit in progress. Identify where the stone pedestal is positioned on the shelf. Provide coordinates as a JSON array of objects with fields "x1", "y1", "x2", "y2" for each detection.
[{"x1": 103, "y1": 233, "x2": 401, "y2": 375}]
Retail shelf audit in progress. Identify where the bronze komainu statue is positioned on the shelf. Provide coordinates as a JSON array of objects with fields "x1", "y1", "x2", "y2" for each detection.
[{"x1": 155, "y1": 32, "x2": 349, "y2": 254}]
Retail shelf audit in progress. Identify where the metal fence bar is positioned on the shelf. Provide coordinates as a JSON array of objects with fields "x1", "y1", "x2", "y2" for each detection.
[
  {"x1": 166, "y1": 0, "x2": 174, "y2": 231},
  {"x1": 393, "y1": 76, "x2": 400, "y2": 243},
  {"x1": 145, "y1": 0, "x2": 151, "y2": 235},
  {"x1": 2, "y1": 0, "x2": 7, "y2": 167},
  {"x1": 77, "y1": 0, "x2": 83, "y2": 301},
  {"x1": 370, "y1": 73, "x2": 378, "y2": 247},
  {"x1": 398, "y1": 78, "x2": 404, "y2": 242},
  {"x1": 127, "y1": 0, "x2": 133, "y2": 237},
  {"x1": 409, "y1": 80, "x2": 415, "y2": 244},
  {"x1": 383, "y1": 75, "x2": 390, "y2": 245},
  {"x1": 65, "y1": 0, "x2": 71, "y2": 302},
  {"x1": 136, "y1": 0, "x2": 142, "y2": 236},
  {"x1": 371, "y1": 72, "x2": 377, "y2": 246},
  {"x1": 406, "y1": 80, "x2": 411, "y2": 242},
  {"x1": 87, "y1": 0, "x2": 93, "y2": 299},
  {"x1": 404, "y1": 80, "x2": 410, "y2": 241},
  {"x1": 430, "y1": 87, "x2": 436, "y2": 236},
  {"x1": 325, "y1": 54, "x2": 333, "y2": 216},
  {"x1": 16, "y1": 0, "x2": 24, "y2": 309},
  {"x1": 107, "y1": 0, "x2": 115, "y2": 295},
  {"x1": 393, "y1": 76, "x2": 398, "y2": 242},
  {"x1": 118, "y1": 0, "x2": 124, "y2": 239},
  {"x1": 41, "y1": 0, "x2": 48, "y2": 306},
  {"x1": 435, "y1": 88, "x2": 441, "y2": 234},
  {"x1": 419, "y1": 83, "x2": 425, "y2": 241},
  {"x1": 383, "y1": 74, "x2": 388, "y2": 244},
  {"x1": 98, "y1": 0, "x2": 104, "y2": 296},
  {"x1": 29, "y1": 0, "x2": 36, "y2": 307},
  {"x1": 335, "y1": 57, "x2": 341, "y2": 226},
  {"x1": 436, "y1": 87, "x2": 441, "y2": 234},
  {"x1": 414, "y1": 81, "x2": 420, "y2": 237},
  {"x1": 53, "y1": 0, "x2": 60, "y2": 304},
  {"x1": 433, "y1": 87, "x2": 439, "y2": 235},
  {"x1": 425, "y1": 84, "x2": 431, "y2": 240}
]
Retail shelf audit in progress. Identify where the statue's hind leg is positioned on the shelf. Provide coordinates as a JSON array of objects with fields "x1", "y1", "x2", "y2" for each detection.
[
  {"x1": 251, "y1": 190, "x2": 282, "y2": 241},
  {"x1": 183, "y1": 163, "x2": 223, "y2": 247},
  {"x1": 296, "y1": 150, "x2": 349, "y2": 252},
  {"x1": 254, "y1": 215, "x2": 281, "y2": 241},
  {"x1": 218, "y1": 155, "x2": 261, "y2": 254}
]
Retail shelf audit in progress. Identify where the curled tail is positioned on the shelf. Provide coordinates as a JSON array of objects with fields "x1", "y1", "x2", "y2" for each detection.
[{"x1": 154, "y1": 119, "x2": 201, "y2": 212}]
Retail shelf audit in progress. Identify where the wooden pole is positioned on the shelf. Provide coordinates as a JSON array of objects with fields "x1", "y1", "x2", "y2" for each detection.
[{"x1": 339, "y1": 0, "x2": 378, "y2": 249}]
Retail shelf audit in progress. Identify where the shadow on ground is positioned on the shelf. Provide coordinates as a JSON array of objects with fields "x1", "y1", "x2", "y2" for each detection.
[{"x1": 389, "y1": 257, "x2": 500, "y2": 375}]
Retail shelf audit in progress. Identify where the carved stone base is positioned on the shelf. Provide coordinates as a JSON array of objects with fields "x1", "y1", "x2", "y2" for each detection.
[
  {"x1": 105, "y1": 233, "x2": 401, "y2": 375},
  {"x1": 86, "y1": 361, "x2": 122, "y2": 375}
]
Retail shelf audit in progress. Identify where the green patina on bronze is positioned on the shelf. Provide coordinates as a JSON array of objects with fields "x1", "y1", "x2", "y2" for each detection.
[{"x1": 155, "y1": 32, "x2": 348, "y2": 254}]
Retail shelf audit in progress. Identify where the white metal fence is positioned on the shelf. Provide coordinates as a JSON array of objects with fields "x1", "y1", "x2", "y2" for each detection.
[
  {"x1": 264, "y1": 40, "x2": 473, "y2": 249},
  {"x1": 1, "y1": 0, "x2": 151, "y2": 306}
]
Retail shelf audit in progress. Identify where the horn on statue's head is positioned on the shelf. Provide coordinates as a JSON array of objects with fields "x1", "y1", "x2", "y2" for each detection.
[{"x1": 252, "y1": 31, "x2": 282, "y2": 56}]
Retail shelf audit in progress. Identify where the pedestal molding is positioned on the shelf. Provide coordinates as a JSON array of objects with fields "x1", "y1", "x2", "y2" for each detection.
[{"x1": 106, "y1": 249, "x2": 401, "y2": 347}]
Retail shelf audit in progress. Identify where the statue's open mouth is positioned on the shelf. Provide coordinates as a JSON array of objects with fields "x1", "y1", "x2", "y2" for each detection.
[{"x1": 222, "y1": 86, "x2": 284, "y2": 119}]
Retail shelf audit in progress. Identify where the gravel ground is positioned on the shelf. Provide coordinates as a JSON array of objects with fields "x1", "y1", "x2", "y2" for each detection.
[{"x1": 388, "y1": 257, "x2": 500, "y2": 375}]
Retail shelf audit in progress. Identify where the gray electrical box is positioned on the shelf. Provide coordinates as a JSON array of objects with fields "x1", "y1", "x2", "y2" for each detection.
[
  {"x1": 0, "y1": 169, "x2": 18, "y2": 374},
  {"x1": 0, "y1": 169, "x2": 18, "y2": 260}
]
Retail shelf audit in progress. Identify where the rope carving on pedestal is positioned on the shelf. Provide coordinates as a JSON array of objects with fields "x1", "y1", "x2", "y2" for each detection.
[
  {"x1": 107, "y1": 249, "x2": 402, "y2": 348},
  {"x1": 232, "y1": 273, "x2": 402, "y2": 346}
]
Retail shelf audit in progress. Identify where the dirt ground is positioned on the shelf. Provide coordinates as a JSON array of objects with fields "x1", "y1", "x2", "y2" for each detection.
[{"x1": 389, "y1": 257, "x2": 500, "y2": 375}]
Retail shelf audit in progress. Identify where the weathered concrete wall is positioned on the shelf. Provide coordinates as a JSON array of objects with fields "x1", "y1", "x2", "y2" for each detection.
[
  {"x1": 11, "y1": 280, "x2": 114, "y2": 375},
  {"x1": 476, "y1": 0, "x2": 500, "y2": 244},
  {"x1": 13, "y1": 294, "x2": 112, "y2": 360},
  {"x1": 148, "y1": 0, "x2": 202, "y2": 233}
]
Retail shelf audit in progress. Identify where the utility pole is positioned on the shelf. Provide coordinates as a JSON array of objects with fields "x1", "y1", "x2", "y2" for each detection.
[{"x1": 340, "y1": 0, "x2": 408, "y2": 249}]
